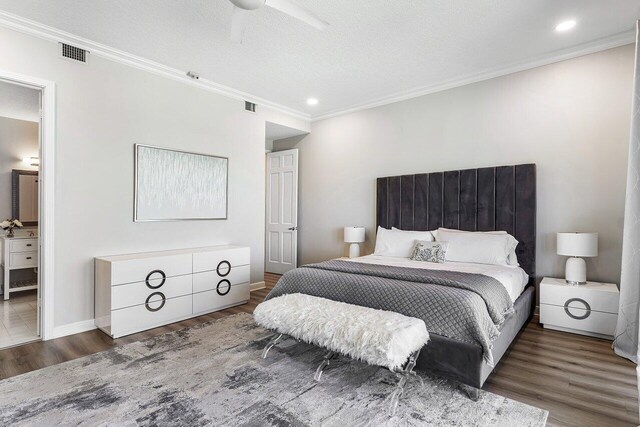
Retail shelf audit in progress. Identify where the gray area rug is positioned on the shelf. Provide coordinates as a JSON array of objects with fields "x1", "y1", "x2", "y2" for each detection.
[{"x1": 0, "y1": 313, "x2": 548, "y2": 426}]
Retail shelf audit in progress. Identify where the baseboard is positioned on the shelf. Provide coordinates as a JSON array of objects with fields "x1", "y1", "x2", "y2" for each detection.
[
  {"x1": 250, "y1": 281, "x2": 266, "y2": 292},
  {"x1": 52, "y1": 319, "x2": 97, "y2": 339}
]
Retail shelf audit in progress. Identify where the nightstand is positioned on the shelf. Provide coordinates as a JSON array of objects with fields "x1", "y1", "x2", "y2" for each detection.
[{"x1": 540, "y1": 277, "x2": 619, "y2": 340}]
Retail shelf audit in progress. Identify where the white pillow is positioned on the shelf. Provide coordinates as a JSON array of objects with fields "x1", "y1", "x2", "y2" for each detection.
[
  {"x1": 434, "y1": 228, "x2": 519, "y2": 266},
  {"x1": 374, "y1": 227, "x2": 434, "y2": 257},
  {"x1": 391, "y1": 227, "x2": 435, "y2": 240},
  {"x1": 435, "y1": 228, "x2": 517, "y2": 266}
]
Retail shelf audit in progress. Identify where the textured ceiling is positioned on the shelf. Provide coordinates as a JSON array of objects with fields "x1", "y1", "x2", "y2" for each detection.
[
  {"x1": 0, "y1": 0, "x2": 637, "y2": 119},
  {"x1": 0, "y1": 80, "x2": 40, "y2": 122}
]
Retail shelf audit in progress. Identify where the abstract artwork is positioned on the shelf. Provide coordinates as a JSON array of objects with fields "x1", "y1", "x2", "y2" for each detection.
[{"x1": 134, "y1": 144, "x2": 228, "y2": 221}]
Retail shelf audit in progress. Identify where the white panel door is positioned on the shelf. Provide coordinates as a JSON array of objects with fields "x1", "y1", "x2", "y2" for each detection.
[{"x1": 266, "y1": 149, "x2": 298, "y2": 274}]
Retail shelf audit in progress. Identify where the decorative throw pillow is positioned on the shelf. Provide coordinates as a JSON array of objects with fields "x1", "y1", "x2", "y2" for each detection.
[{"x1": 410, "y1": 241, "x2": 448, "y2": 263}]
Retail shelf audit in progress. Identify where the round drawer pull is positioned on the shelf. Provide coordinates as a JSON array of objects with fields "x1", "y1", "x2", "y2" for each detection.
[
  {"x1": 564, "y1": 298, "x2": 591, "y2": 320},
  {"x1": 145, "y1": 270, "x2": 166, "y2": 289},
  {"x1": 145, "y1": 292, "x2": 166, "y2": 312},
  {"x1": 217, "y1": 260, "x2": 231, "y2": 277},
  {"x1": 217, "y1": 279, "x2": 231, "y2": 296}
]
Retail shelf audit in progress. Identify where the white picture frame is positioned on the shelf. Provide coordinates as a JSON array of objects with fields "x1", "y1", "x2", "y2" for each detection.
[{"x1": 134, "y1": 144, "x2": 228, "y2": 221}]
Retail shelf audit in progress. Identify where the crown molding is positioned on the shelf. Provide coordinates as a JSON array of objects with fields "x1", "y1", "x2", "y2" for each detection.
[
  {"x1": 311, "y1": 30, "x2": 636, "y2": 122},
  {"x1": 0, "y1": 10, "x2": 311, "y2": 122},
  {"x1": 1, "y1": 10, "x2": 633, "y2": 124}
]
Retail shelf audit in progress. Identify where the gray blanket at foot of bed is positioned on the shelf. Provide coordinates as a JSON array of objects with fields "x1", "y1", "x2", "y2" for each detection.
[{"x1": 265, "y1": 260, "x2": 515, "y2": 365}]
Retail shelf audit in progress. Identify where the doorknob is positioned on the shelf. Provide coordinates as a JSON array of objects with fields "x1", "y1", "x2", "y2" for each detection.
[{"x1": 288, "y1": 227, "x2": 297, "y2": 231}]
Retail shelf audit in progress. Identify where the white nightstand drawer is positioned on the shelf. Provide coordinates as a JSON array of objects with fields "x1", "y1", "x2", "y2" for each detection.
[
  {"x1": 10, "y1": 239, "x2": 37, "y2": 253},
  {"x1": 540, "y1": 278, "x2": 618, "y2": 314},
  {"x1": 540, "y1": 303, "x2": 617, "y2": 337},
  {"x1": 10, "y1": 251, "x2": 37, "y2": 268}
]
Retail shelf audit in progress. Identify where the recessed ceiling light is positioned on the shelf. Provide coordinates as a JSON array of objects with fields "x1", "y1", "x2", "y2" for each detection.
[
  {"x1": 555, "y1": 20, "x2": 576, "y2": 32},
  {"x1": 307, "y1": 98, "x2": 318, "y2": 106}
]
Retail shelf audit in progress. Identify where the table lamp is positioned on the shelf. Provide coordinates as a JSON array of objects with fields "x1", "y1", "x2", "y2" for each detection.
[
  {"x1": 344, "y1": 226, "x2": 365, "y2": 258},
  {"x1": 556, "y1": 232, "x2": 598, "y2": 285}
]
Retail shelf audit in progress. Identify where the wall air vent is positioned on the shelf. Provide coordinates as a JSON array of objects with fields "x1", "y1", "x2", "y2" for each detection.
[
  {"x1": 245, "y1": 101, "x2": 256, "y2": 112},
  {"x1": 60, "y1": 43, "x2": 88, "y2": 64}
]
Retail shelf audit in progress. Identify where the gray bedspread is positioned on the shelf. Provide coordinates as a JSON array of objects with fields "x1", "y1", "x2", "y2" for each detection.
[{"x1": 265, "y1": 260, "x2": 515, "y2": 365}]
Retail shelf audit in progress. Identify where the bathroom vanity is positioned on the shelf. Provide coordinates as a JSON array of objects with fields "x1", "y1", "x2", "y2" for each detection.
[{"x1": 0, "y1": 233, "x2": 38, "y2": 300}]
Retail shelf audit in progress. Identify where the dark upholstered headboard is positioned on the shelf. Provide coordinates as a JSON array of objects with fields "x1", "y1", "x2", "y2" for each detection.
[{"x1": 376, "y1": 164, "x2": 536, "y2": 280}]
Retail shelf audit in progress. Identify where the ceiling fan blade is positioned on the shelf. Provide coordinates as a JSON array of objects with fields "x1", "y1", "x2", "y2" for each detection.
[
  {"x1": 265, "y1": 0, "x2": 329, "y2": 31},
  {"x1": 230, "y1": 5, "x2": 250, "y2": 43}
]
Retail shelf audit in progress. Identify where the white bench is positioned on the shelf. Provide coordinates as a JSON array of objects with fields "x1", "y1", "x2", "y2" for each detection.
[{"x1": 253, "y1": 293, "x2": 430, "y2": 414}]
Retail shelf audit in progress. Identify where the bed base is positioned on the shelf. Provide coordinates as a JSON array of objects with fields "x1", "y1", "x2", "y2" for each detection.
[{"x1": 415, "y1": 285, "x2": 535, "y2": 389}]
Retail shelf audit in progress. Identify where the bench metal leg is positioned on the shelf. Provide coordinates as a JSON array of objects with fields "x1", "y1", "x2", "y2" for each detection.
[
  {"x1": 389, "y1": 349, "x2": 422, "y2": 416},
  {"x1": 314, "y1": 350, "x2": 335, "y2": 382},
  {"x1": 262, "y1": 333, "x2": 283, "y2": 359},
  {"x1": 459, "y1": 384, "x2": 480, "y2": 402}
]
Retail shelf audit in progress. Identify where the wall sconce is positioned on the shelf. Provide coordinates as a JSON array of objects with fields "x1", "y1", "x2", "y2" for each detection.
[{"x1": 22, "y1": 157, "x2": 39, "y2": 167}]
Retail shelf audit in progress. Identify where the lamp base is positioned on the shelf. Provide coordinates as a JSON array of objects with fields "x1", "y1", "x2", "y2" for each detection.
[
  {"x1": 565, "y1": 257, "x2": 587, "y2": 285},
  {"x1": 348, "y1": 243, "x2": 361, "y2": 258}
]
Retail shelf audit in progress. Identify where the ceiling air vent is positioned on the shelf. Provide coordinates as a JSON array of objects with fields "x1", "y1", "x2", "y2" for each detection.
[
  {"x1": 60, "y1": 43, "x2": 88, "y2": 64},
  {"x1": 245, "y1": 101, "x2": 256, "y2": 112}
]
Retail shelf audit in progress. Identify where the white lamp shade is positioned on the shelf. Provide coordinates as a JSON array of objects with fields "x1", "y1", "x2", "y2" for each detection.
[
  {"x1": 557, "y1": 232, "x2": 598, "y2": 257},
  {"x1": 344, "y1": 226, "x2": 365, "y2": 243}
]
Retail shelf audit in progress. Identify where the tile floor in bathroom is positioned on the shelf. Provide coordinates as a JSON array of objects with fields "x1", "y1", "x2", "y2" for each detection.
[{"x1": 0, "y1": 290, "x2": 38, "y2": 349}]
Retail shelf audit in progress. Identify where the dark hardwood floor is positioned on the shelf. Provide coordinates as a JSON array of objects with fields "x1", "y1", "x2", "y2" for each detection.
[{"x1": 0, "y1": 272, "x2": 636, "y2": 426}]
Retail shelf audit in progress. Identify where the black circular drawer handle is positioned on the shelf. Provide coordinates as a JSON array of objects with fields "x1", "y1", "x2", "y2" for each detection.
[
  {"x1": 217, "y1": 260, "x2": 231, "y2": 277},
  {"x1": 564, "y1": 298, "x2": 591, "y2": 320},
  {"x1": 145, "y1": 292, "x2": 166, "y2": 312},
  {"x1": 145, "y1": 270, "x2": 166, "y2": 289},
  {"x1": 217, "y1": 279, "x2": 231, "y2": 296}
]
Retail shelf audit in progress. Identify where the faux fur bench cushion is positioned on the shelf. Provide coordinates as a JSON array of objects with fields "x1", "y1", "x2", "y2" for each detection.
[{"x1": 254, "y1": 293, "x2": 429, "y2": 370}]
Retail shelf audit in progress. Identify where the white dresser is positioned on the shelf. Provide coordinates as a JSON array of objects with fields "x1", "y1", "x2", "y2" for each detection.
[
  {"x1": 1, "y1": 235, "x2": 39, "y2": 300},
  {"x1": 540, "y1": 277, "x2": 619, "y2": 340},
  {"x1": 95, "y1": 245, "x2": 250, "y2": 338}
]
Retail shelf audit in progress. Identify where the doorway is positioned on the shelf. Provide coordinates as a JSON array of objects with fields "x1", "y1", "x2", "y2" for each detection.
[
  {"x1": 265, "y1": 149, "x2": 299, "y2": 274},
  {"x1": 0, "y1": 79, "x2": 41, "y2": 348},
  {"x1": 264, "y1": 121, "x2": 307, "y2": 275},
  {"x1": 0, "y1": 70, "x2": 55, "y2": 345}
]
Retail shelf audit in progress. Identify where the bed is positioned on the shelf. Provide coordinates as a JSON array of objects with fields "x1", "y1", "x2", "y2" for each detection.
[{"x1": 266, "y1": 164, "x2": 536, "y2": 389}]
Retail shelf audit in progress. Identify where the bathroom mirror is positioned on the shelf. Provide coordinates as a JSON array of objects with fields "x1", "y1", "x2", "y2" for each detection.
[{"x1": 12, "y1": 169, "x2": 39, "y2": 226}]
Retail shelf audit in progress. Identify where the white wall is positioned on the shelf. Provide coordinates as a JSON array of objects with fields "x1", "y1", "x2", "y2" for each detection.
[
  {"x1": 0, "y1": 81, "x2": 40, "y2": 122},
  {"x1": 276, "y1": 45, "x2": 634, "y2": 285},
  {"x1": 0, "y1": 116, "x2": 39, "y2": 221},
  {"x1": 0, "y1": 26, "x2": 309, "y2": 329}
]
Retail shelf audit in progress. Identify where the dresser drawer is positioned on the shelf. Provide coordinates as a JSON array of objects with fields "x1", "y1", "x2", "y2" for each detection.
[
  {"x1": 192, "y1": 265, "x2": 250, "y2": 294},
  {"x1": 10, "y1": 251, "x2": 37, "y2": 268},
  {"x1": 193, "y1": 247, "x2": 250, "y2": 273},
  {"x1": 10, "y1": 239, "x2": 37, "y2": 253},
  {"x1": 110, "y1": 254, "x2": 192, "y2": 286},
  {"x1": 540, "y1": 303, "x2": 617, "y2": 337},
  {"x1": 193, "y1": 282, "x2": 249, "y2": 315},
  {"x1": 540, "y1": 282, "x2": 618, "y2": 314},
  {"x1": 112, "y1": 274, "x2": 192, "y2": 310},
  {"x1": 111, "y1": 294, "x2": 192, "y2": 338}
]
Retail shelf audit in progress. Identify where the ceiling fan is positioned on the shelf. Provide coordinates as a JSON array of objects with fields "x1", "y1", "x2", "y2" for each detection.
[{"x1": 228, "y1": 0, "x2": 329, "y2": 43}]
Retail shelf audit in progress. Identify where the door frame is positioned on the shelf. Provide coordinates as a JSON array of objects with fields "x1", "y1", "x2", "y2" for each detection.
[{"x1": 0, "y1": 68, "x2": 56, "y2": 340}]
